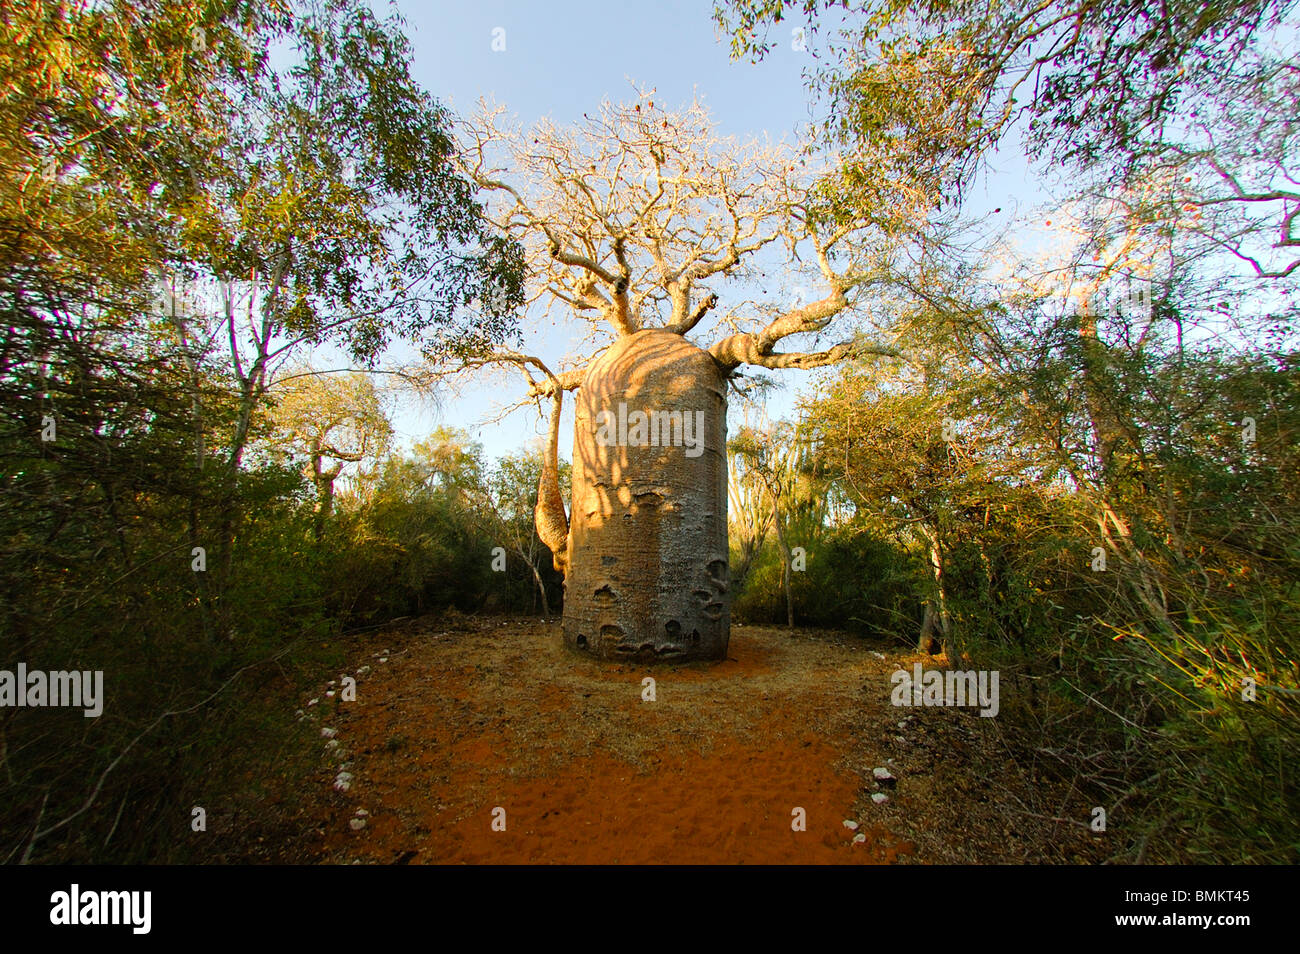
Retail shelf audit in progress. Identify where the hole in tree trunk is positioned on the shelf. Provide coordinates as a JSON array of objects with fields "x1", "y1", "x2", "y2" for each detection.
[{"x1": 561, "y1": 329, "x2": 731, "y2": 662}]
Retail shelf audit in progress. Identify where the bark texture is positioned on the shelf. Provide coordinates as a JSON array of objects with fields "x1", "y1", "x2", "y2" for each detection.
[
  {"x1": 563, "y1": 329, "x2": 730, "y2": 661},
  {"x1": 534, "y1": 389, "x2": 570, "y2": 574}
]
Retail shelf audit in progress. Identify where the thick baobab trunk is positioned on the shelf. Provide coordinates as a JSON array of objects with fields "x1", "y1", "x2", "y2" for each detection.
[{"x1": 562, "y1": 329, "x2": 730, "y2": 661}]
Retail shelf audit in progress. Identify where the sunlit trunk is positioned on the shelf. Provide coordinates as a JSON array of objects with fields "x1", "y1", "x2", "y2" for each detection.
[
  {"x1": 562, "y1": 329, "x2": 731, "y2": 661},
  {"x1": 918, "y1": 522, "x2": 952, "y2": 655}
]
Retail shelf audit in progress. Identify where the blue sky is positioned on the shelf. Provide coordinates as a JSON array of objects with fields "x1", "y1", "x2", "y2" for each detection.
[
  {"x1": 371, "y1": 0, "x2": 1044, "y2": 464},
  {"x1": 399, "y1": 0, "x2": 816, "y2": 139},
  {"x1": 307, "y1": 0, "x2": 1294, "y2": 475}
]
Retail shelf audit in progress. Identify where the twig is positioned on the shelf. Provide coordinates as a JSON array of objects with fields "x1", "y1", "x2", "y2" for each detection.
[
  {"x1": 103, "y1": 792, "x2": 128, "y2": 848},
  {"x1": 8, "y1": 792, "x2": 47, "y2": 865},
  {"x1": 18, "y1": 646, "x2": 293, "y2": 863}
]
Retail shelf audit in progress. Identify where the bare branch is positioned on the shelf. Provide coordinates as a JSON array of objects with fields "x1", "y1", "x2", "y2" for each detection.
[
  {"x1": 452, "y1": 90, "x2": 906, "y2": 388},
  {"x1": 710, "y1": 333, "x2": 899, "y2": 372},
  {"x1": 665, "y1": 290, "x2": 718, "y2": 336}
]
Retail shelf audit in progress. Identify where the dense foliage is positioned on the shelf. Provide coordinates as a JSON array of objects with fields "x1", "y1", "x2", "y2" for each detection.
[
  {"x1": 0, "y1": 0, "x2": 527, "y2": 863},
  {"x1": 717, "y1": 0, "x2": 1299, "y2": 862},
  {"x1": 1, "y1": 0, "x2": 1293, "y2": 866}
]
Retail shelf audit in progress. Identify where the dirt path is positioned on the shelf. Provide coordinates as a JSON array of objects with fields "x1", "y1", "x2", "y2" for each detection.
[{"x1": 284, "y1": 614, "x2": 1100, "y2": 865}]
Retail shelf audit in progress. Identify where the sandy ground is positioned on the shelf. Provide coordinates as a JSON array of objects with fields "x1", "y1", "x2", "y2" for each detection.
[{"x1": 269, "y1": 613, "x2": 1102, "y2": 865}]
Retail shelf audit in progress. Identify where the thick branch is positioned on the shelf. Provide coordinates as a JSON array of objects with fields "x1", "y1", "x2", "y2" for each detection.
[
  {"x1": 609, "y1": 235, "x2": 637, "y2": 334},
  {"x1": 447, "y1": 349, "x2": 582, "y2": 397},
  {"x1": 756, "y1": 290, "x2": 849, "y2": 352},
  {"x1": 548, "y1": 236, "x2": 617, "y2": 284},
  {"x1": 709, "y1": 334, "x2": 898, "y2": 372},
  {"x1": 528, "y1": 367, "x2": 585, "y2": 397},
  {"x1": 534, "y1": 389, "x2": 570, "y2": 575},
  {"x1": 664, "y1": 291, "x2": 718, "y2": 336}
]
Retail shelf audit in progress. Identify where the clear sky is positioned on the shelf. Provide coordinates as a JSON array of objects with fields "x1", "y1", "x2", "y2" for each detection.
[{"x1": 371, "y1": 0, "x2": 1048, "y2": 464}]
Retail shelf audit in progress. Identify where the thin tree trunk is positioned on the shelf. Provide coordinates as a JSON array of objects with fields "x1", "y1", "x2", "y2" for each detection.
[
  {"x1": 919, "y1": 603, "x2": 937, "y2": 654},
  {"x1": 314, "y1": 478, "x2": 335, "y2": 541},
  {"x1": 918, "y1": 522, "x2": 952, "y2": 656},
  {"x1": 772, "y1": 509, "x2": 794, "y2": 629},
  {"x1": 526, "y1": 558, "x2": 550, "y2": 616}
]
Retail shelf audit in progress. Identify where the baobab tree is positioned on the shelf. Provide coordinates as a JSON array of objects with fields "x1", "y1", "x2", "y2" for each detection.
[{"x1": 455, "y1": 90, "x2": 902, "y2": 661}]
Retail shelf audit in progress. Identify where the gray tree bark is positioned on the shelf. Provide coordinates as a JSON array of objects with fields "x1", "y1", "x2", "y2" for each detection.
[{"x1": 560, "y1": 330, "x2": 731, "y2": 661}]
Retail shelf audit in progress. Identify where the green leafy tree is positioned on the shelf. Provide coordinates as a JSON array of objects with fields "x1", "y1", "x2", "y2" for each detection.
[
  {"x1": 729, "y1": 420, "x2": 829, "y2": 628},
  {"x1": 0, "y1": 0, "x2": 520, "y2": 865},
  {"x1": 717, "y1": 0, "x2": 1292, "y2": 185},
  {"x1": 156, "y1": 0, "x2": 524, "y2": 595},
  {"x1": 268, "y1": 368, "x2": 393, "y2": 538},
  {"x1": 476, "y1": 447, "x2": 571, "y2": 616}
]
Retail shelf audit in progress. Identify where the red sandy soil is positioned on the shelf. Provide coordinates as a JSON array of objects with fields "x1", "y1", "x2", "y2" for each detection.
[
  {"x1": 220, "y1": 613, "x2": 1097, "y2": 868},
  {"x1": 312, "y1": 619, "x2": 905, "y2": 863},
  {"x1": 266, "y1": 614, "x2": 1102, "y2": 865}
]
